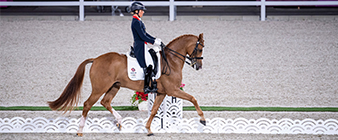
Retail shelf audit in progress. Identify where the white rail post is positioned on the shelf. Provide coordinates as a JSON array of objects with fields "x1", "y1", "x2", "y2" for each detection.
[
  {"x1": 169, "y1": 0, "x2": 175, "y2": 21},
  {"x1": 79, "y1": 0, "x2": 84, "y2": 21},
  {"x1": 261, "y1": 0, "x2": 266, "y2": 21},
  {"x1": 148, "y1": 93, "x2": 183, "y2": 132}
]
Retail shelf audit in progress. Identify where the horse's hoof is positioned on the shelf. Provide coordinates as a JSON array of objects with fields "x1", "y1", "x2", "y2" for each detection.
[
  {"x1": 200, "y1": 120, "x2": 206, "y2": 126},
  {"x1": 147, "y1": 133, "x2": 154, "y2": 136},
  {"x1": 116, "y1": 123, "x2": 122, "y2": 131},
  {"x1": 76, "y1": 133, "x2": 83, "y2": 137}
]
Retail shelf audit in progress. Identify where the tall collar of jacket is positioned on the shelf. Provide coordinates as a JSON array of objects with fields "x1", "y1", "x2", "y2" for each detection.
[{"x1": 133, "y1": 15, "x2": 141, "y2": 21}]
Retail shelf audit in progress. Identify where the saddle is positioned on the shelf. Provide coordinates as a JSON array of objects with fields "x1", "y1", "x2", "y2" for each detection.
[{"x1": 127, "y1": 46, "x2": 161, "y2": 81}]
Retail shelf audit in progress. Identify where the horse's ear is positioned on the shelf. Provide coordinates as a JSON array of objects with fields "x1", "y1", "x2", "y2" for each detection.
[{"x1": 198, "y1": 33, "x2": 204, "y2": 42}]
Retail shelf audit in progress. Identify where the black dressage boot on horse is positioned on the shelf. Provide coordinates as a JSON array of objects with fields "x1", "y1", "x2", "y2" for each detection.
[{"x1": 143, "y1": 66, "x2": 157, "y2": 94}]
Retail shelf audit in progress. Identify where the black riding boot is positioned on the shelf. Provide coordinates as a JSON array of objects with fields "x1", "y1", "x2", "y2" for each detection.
[
  {"x1": 143, "y1": 67, "x2": 151, "y2": 94},
  {"x1": 143, "y1": 66, "x2": 157, "y2": 94}
]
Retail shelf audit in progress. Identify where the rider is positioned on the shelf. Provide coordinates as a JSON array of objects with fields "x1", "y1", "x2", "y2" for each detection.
[{"x1": 130, "y1": 1, "x2": 161, "y2": 94}]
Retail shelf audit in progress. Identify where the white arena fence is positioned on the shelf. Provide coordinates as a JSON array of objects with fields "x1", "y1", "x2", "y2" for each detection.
[
  {"x1": 1, "y1": 117, "x2": 338, "y2": 134},
  {"x1": 0, "y1": 94, "x2": 338, "y2": 134},
  {"x1": 1, "y1": 0, "x2": 338, "y2": 21}
]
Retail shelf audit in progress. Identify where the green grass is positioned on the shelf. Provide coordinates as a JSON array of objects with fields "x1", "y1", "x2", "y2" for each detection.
[
  {"x1": 183, "y1": 106, "x2": 338, "y2": 112},
  {"x1": 0, "y1": 106, "x2": 138, "y2": 111},
  {"x1": 0, "y1": 106, "x2": 337, "y2": 112}
]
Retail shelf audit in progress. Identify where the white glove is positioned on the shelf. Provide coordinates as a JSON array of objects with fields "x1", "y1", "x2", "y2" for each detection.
[{"x1": 154, "y1": 38, "x2": 162, "y2": 46}]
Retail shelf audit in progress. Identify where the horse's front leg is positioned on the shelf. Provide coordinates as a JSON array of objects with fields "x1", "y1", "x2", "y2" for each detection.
[
  {"x1": 170, "y1": 89, "x2": 206, "y2": 125},
  {"x1": 145, "y1": 93, "x2": 166, "y2": 136}
]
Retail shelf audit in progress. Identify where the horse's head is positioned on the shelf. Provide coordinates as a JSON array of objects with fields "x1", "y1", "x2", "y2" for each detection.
[
  {"x1": 163, "y1": 33, "x2": 205, "y2": 72},
  {"x1": 187, "y1": 33, "x2": 204, "y2": 70}
]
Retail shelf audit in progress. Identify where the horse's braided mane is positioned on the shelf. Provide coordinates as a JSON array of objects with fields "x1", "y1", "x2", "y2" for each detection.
[{"x1": 166, "y1": 34, "x2": 198, "y2": 48}]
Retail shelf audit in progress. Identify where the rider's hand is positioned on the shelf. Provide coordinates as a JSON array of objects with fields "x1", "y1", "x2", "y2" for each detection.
[
  {"x1": 154, "y1": 38, "x2": 162, "y2": 46},
  {"x1": 149, "y1": 44, "x2": 161, "y2": 52}
]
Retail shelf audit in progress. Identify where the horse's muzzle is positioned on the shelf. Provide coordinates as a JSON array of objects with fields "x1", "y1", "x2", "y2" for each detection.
[{"x1": 194, "y1": 62, "x2": 202, "y2": 70}]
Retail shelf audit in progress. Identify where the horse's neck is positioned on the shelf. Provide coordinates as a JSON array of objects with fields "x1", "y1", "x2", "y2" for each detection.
[{"x1": 165, "y1": 36, "x2": 195, "y2": 70}]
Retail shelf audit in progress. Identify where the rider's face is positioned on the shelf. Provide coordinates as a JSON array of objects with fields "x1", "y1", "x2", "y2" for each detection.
[{"x1": 139, "y1": 10, "x2": 145, "y2": 17}]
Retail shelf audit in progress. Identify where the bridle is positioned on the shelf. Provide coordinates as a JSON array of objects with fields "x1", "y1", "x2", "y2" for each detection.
[{"x1": 161, "y1": 41, "x2": 204, "y2": 75}]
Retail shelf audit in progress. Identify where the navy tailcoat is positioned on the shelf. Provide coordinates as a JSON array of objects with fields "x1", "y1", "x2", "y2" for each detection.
[{"x1": 131, "y1": 16, "x2": 155, "y2": 68}]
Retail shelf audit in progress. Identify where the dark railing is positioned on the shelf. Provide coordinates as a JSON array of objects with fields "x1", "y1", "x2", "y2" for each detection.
[{"x1": 1, "y1": 0, "x2": 338, "y2": 21}]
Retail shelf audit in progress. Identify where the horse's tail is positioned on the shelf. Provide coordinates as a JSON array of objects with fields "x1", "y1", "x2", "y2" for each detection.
[{"x1": 48, "y1": 58, "x2": 94, "y2": 113}]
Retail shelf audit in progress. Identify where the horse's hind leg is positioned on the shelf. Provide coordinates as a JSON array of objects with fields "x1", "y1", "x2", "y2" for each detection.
[
  {"x1": 100, "y1": 82, "x2": 123, "y2": 130},
  {"x1": 77, "y1": 89, "x2": 105, "y2": 136}
]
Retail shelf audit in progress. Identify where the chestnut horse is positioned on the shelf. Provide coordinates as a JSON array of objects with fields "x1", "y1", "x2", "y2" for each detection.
[{"x1": 48, "y1": 33, "x2": 205, "y2": 136}]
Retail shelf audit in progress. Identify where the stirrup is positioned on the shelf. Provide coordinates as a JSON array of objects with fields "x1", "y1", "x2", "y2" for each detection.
[
  {"x1": 144, "y1": 87, "x2": 157, "y2": 94},
  {"x1": 145, "y1": 78, "x2": 157, "y2": 94},
  {"x1": 144, "y1": 80, "x2": 157, "y2": 94}
]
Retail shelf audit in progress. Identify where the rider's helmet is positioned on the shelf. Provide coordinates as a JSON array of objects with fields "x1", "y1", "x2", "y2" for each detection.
[{"x1": 129, "y1": 2, "x2": 146, "y2": 14}]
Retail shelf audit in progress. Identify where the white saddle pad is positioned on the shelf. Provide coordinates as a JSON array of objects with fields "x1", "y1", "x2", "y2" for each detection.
[{"x1": 126, "y1": 48, "x2": 161, "y2": 81}]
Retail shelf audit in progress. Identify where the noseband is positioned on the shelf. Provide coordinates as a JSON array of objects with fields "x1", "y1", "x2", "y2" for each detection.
[{"x1": 160, "y1": 41, "x2": 204, "y2": 75}]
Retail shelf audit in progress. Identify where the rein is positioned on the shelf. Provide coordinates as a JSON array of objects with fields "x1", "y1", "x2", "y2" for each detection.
[{"x1": 161, "y1": 41, "x2": 204, "y2": 75}]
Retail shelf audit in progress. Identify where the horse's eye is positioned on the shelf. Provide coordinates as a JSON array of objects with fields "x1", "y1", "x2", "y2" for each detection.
[{"x1": 199, "y1": 50, "x2": 203, "y2": 53}]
